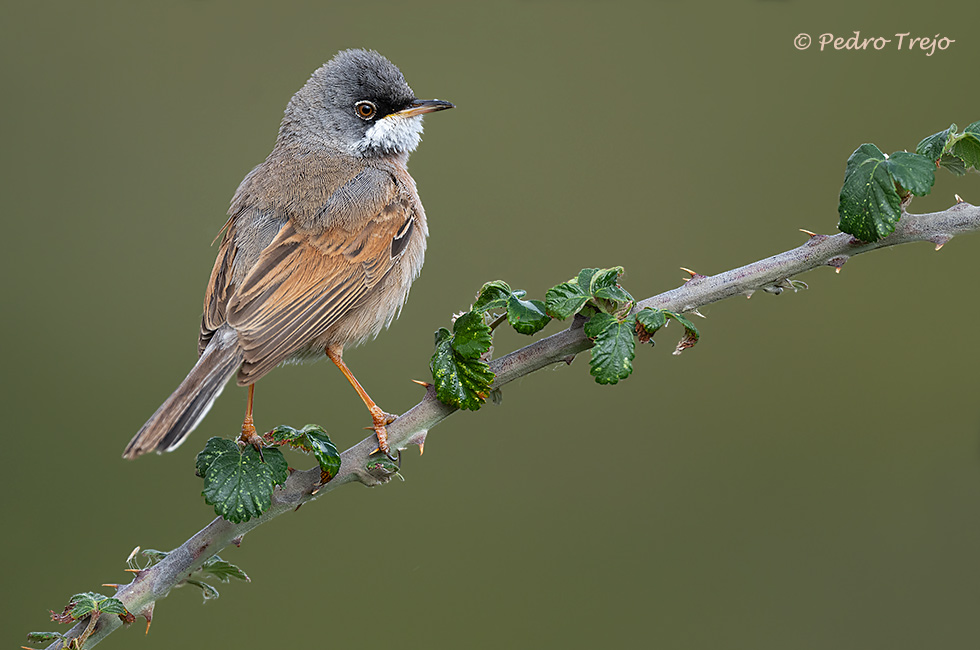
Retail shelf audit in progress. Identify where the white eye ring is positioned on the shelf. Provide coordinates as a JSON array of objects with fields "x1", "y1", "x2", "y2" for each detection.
[{"x1": 355, "y1": 101, "x2": 377, "y2": 120}]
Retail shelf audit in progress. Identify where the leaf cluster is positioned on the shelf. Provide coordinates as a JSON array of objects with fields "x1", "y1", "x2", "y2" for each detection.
[
  {"x1": 429, "y1": 268, "x2": 700, "y2": 407},
  {"x1": 195, "y1": 423, "x2": 342, "y2": 524},
  {"x1": 546, "y1": 267, "x2": 699, "y2": 384},
  {"x1": 838, "y1": 120, "x2": 979, "y2": 242},
  {"x1": 49, "y1": 592, "x2": 130, "y2": 624},
  {"x1": 141, "y1": 548, "x2": 250, "y2": 602}
]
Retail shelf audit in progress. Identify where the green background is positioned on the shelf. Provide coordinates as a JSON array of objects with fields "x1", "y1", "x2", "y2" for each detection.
[{"x1": 3, "y1": 1, "x2": 978, "y2": 648}]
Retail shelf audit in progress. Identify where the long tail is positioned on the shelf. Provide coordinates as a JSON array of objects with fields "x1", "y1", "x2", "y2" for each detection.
[{"x1": 123, "y1": 329, "x2": 243, "y2": 459}]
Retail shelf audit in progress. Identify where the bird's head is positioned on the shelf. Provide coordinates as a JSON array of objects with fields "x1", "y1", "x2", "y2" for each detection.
[{"x1": 282, "y1": 49, "x2": 453, "y2": 158}]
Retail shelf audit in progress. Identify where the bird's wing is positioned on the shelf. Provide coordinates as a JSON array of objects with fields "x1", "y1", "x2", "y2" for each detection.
[{"x1": 222, "y1": 170, "x2": 417, "y2": 383}]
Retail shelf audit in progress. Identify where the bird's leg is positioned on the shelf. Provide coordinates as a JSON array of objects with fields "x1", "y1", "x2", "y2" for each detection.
[
  {"x1": 238, "y1": 384, "x2": 259, "y2": 447},
  {"x1": 325, "y1": 344, "x2": 397, "y2": 457}
]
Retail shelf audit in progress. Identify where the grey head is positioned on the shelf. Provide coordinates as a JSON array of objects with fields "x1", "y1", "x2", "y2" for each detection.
[{"x1": 280, "y1": 49, "x2": 453, "y2": 158}]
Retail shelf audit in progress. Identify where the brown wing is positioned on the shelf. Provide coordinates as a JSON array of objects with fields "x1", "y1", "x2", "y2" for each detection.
[{"x1": 225, "y1": 194, "x2": 416, "y2": 383}]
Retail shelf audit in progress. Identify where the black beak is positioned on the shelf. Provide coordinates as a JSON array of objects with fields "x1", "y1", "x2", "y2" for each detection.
[{"x1": 392, "y1": 99, "x2": 455, "y2": 118}]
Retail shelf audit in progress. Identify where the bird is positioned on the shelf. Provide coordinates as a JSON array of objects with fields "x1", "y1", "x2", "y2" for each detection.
[{"x1": 123, "y1": 49, "x2": 453, "y2": 460}]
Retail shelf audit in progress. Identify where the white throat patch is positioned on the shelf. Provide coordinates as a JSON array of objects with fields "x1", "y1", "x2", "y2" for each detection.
[{"x1": 355, "y1": 114, "x2": 424, "y2": 156}]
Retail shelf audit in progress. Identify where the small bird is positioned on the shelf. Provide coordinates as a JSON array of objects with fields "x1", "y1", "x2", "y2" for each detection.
[{"x1": 124, "y1": 49, "x2": 453, "y2": 459}]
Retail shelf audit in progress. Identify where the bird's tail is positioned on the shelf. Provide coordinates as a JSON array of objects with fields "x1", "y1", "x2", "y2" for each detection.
[{"x1": 123, "y1": 329, "x2": 243, "y2": 459}]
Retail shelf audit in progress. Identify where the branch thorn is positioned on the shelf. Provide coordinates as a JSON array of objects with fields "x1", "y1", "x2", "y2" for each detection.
[
  {"x1": 140, "y1": 602, "x2": 154, "y2": 635},
  {"x1": 411, "y1": 379, "x2": 432, "y2": 388},
  {"x1": 826, "y1": 256, "x2": 848, "y2": 273},
  {"x1": 955, "y1": 194, "x2": 963, "y2": 203},
  {"x1": 931, "y1": 234, "x2": 951, "y2": 251}
]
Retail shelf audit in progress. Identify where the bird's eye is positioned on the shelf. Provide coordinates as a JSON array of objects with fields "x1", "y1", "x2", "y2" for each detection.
[{"x1": 355, "y1": 101, "x2": 377, "y2": 120}]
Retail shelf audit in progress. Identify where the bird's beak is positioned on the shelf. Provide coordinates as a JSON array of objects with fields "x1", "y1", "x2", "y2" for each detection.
[{"x1": 391, "y1": 99, "x2": 455, "y2": 118}]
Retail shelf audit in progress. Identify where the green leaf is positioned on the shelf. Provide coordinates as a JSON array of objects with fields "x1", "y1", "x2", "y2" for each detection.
[
  {"x1": 185, "y1": 579, "x2": 221, "y2": 601},
  {"x1": 588, "y1": 267, "x2": 624, "y2": 293},
  {"x1": 430, "y1": 323, "x2": 495, "y2": 411},
  {"x1": 585, "y1": 313, "x2": 637, "y2": 385},
  {"x1": 665, "y1": 311, "x2": 701, "y2": 353},
  {"x1": 577, "y1": 268, "x2": 601, "y2": 292},
  {"x1": 939, "y1": 154, "x2": 968, "y2": 176},
  {"x1": 545, "y1": 280, "x2": 592, "y2": 320},
  {"x1": 951, "y1": 133, "x2": 980, "y2": 170},
  {"x1": 635, "y1": 308, "x2": 668, "y2": 343},
  {"x1": 201, "y1": 555, "x2": 251, "y2": 583},
  {"x1": 884, "y1": 151, "x2": 935, "y2": 196},
  {"x1": 26, "y1": 632, "x2": 64, "y2": 643},
  {"x1": 472, "y1": 280, "x2": 513, "y2": 313},
  {"x1": 507, "y1": 295, "x2": 551, "y2": 334},
  {"x1": 473, "y1": 280, "x2": 550, "y2": 335},
  {"x1": 450, "y1": 311, "x2": 493, "y2": 359},
  {"x1": 546, "y1": 267, "x2": 629, "y2": 320},
  {"x1": 269, "y1": 424, "x2": 341, "y2": 482},
  {"x1": 96, "y1": 598, "x2": 128, "y2": 616},
  {"x1": 67, "y1": 593, "x2": 104, "y2": 619},
  {"x1": 837, "y1": 143, "x2": 902, "y2": 242},
  {"x1": 915, "y1": 124, "x2": 956, "y2": 161},
  {"x1": 196, "y1": 437, "x2": 288, "y2": 523}
]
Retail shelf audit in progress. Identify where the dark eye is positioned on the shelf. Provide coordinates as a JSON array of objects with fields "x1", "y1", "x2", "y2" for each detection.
[{"x1": 355, "y1": 100, "x2": 377, "y2": 120}]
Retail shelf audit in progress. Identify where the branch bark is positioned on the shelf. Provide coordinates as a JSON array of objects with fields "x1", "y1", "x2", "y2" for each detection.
[{"x1": 47, "y1": 201, "x2": 980, "y2": 648}]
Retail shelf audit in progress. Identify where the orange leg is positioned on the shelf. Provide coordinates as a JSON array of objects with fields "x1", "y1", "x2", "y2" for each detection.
[
  {"x1": 326, "y1": 344, "x2": 396, "y2": 455},
  {"x1": 239, "y1": 384, "x2": 257, "y2": 445}
]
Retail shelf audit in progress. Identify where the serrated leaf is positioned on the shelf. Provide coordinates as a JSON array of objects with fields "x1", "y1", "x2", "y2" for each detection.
[
  {"x1": 201, "y1": 555, "x2": 251, "y2": 583},
  {"x1": 594, "y1": 285, "x2": 634, "y2": 319},
  {"x1": 97, "y1": 598, "x2": 128, "y2": 615},
  {"x1": 26, "y1": 632, "x2": 64, "y2": 643},
  {"x1": 837, "y1": 143, "x2": 902, "y2": 242},
  {"x1": 585, "y1": 313, "x2": 636, "y2": 385},
  {"x1": 939, "y1": 154, "x2": 967, "y2": 176},
  {"x1": 185, "y1": 579, "x2": 220, "y2": 602},
  {"x1": 635, "y1": 308, "x2": 668, "y2": 343},
  {"x1": 885, "y1": 151, "x2": 935, "y2": 196},
  {"x1": 431, "y1": 327, "x2": 495, "y2": 410},
  {"x1": 65, "y1": 591, "x2": 127, "y2": 620},
  {"x1": 196, "y1": 437, "x2": 288, "y2": 524},
  {"x1": 450, "y1": 311, "x2": 493, "y2": 359},
  {"x1": 915, "y1": 124, "x2": 956, "y2": 161},
  {"x1": 67, "y1": 593, "x2": 104, "y2": 619},
  {"x1": 665, "y1": 311, "x2": 700, "y2": 354},
  {"x1": 472, "y1": 280, "x2": 513, "y2": 313},
  {"x1": 589, "y1": 267, "x2": 624, "y2": 293},
  {"x1": 545, "y1": 280, "x2": 591, "y2": 320},
  {"x1": 268, "y1": 424, "x2": 341, "y2": 481},
  {"x1": 506, "y1": 295, "x2": 550, "y2": 334},
  {"x1": 951, "y1": 133, "x2": 980, "y2": 170}
]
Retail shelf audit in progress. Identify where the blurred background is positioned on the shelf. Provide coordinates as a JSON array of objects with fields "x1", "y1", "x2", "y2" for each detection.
[{"x1": 3, "y1": 1, "x2": 978, "y2": 648}]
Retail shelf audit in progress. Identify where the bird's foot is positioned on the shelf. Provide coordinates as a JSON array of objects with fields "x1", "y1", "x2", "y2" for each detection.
[
  {"x1": 238, "y1": 416, "x2": 263, "y2": 449},
  {"x1": 369, "y1": 406, "x2": 399, "y2": 460}
]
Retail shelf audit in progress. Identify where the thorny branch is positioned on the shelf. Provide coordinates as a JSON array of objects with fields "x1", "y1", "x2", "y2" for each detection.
[{"x1": 44, "y1": 201, "x2": 980, "y2": 648}]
